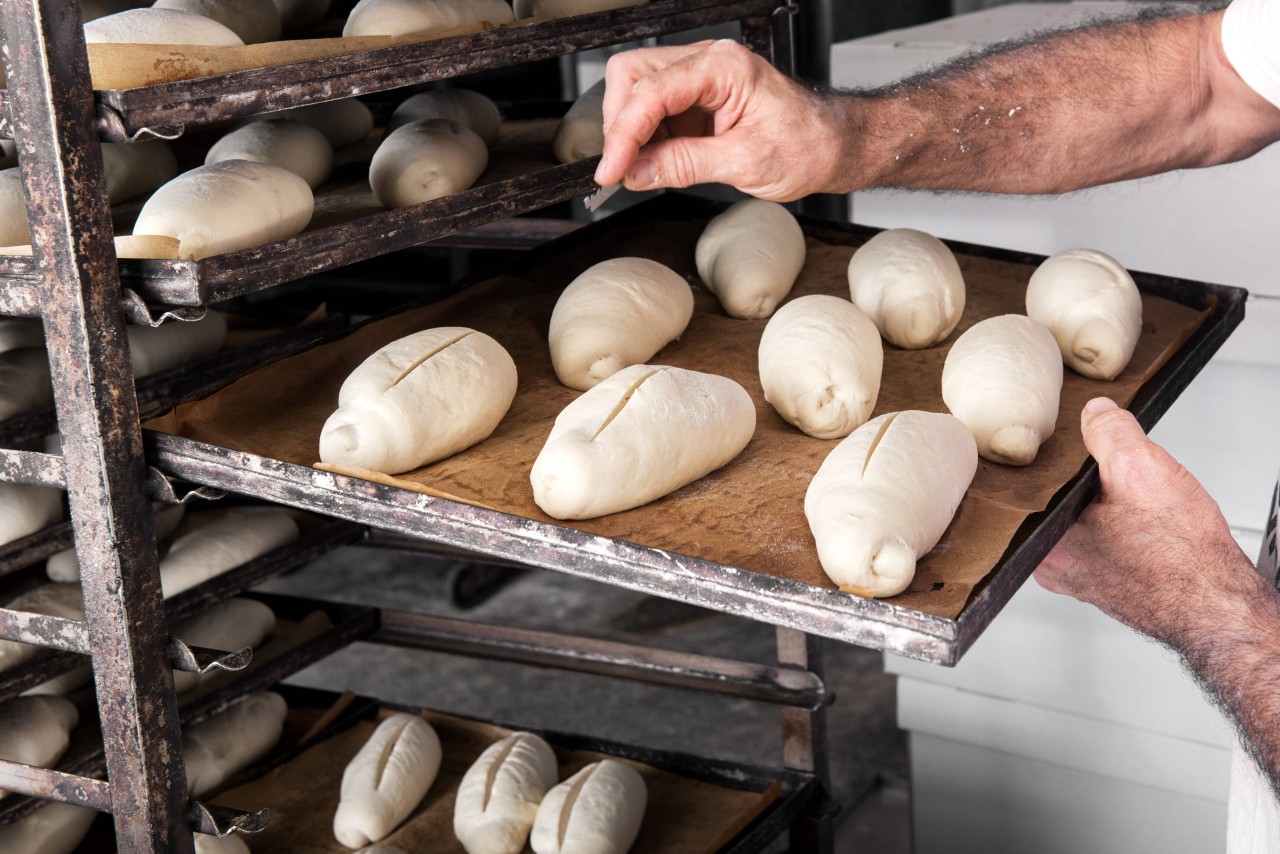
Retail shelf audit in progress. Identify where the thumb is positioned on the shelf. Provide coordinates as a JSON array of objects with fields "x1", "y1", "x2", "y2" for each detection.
[
  {"x1": 623, "y1": 136, "x2": 727, "y2": 191},
  {"x1": 1079, "y1": 396, "x2": 1169, "y2": 495}
]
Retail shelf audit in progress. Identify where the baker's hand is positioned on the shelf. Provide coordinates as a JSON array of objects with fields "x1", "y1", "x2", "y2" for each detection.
[{"x1": 595, "y1": 40, "x2": 845, "y2": 201}]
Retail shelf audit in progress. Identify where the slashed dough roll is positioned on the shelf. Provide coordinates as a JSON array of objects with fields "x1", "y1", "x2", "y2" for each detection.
[
  {"x1": 152, "y1": 0, "x2": 282, "y2": 43},
  {"x1": 273, "y1": 0, "x2": 332, "y2": 30},
  {"x1": 0, "y1": 168, "x2": 30, "y2": 247},
  {"x1": 531, "y1": 365, "x2": 756, "y2": 520},
  {"x1": 83, "y1": 8, "x2": 246, "y2": 44},
  {"x1": 159, "y1": 507, "x2": 300, "y2": 598},
  {"x1": 46, "y1": 502, "x2": 184, "y2": 583},
  {"x1": 805, "y1": 410, "x2": 977, "y2": 598},
  {"x1": 101, "y1": 141, "x2": 178, "y2": 204},
  {"x1": 389, "y1": 89, "x2": 502, "y2": 146},
  {"x1": 334, "y1": 713, "x2": 442, "y2": 849},
  {"x1": 170, "y1": 598, "x2": 277, "y2": 695},
  {"x1": 369, "y1": 119, "x2": 488, "y2": 209},
  {"x1": 319, "y1": 327, "x2": 517, "y2": 474},
  {"x1": 0, "y1": 802, "x2": 96, "y2": 854},
  {"x1": 942, "y1": 314, "x2": 1062, "y2": 466},
  {"x1": 847, "y1": 228, "x2": 965, "y2": 349},
  {"x1": 1026, "y1": 248, "x2": 1143, "y2": 381},
  {"x1": 193, "y1": 832, "x2": 252, "y2": 854},
  {"x1": 529, "y1": 759, "x2": 646, "y2": 854},
  {"x1": 513, "y1": 0, "x2": 648, "y2": 19},
  {"x1": 0, "y1": 347, "x2": 53, "y2": 421},
  {"x1": 552, "y1": 80, "x2": 604, "y2": 164},
  {"x1": 343, "y1": 0, "x2": 514, "y2": 37},
  {"x1": 271, "y1": 98, "x2": 374, "y2": 150},
  {"x1": 0, "y1": 585, "x2": 81, "y2": 676},
  {"x1": 133, "y1": 160, "x2": 313, "y2": 260},
  {"x1": 454, "y1": 732, "x2": 559, "y2": 854},
  {"x1": 758, "y1": 294, "x2": 882, "y2": 439},
  {"x1": 127, "y1": 310, "x2": 228, "y2": 378},
  {"x1": 695, "y1": 199, "x2": 806, "y2": 320},
  {"x1": 0, "y1": 696, "x2": 80, "y2": 797},
  {"x1": 207, "y1": 120, "x2": 334, "y2": 189},
  {"x1": 184, "y1": 691, "x2": 288, "y2": 797},
  {"x1": 548, "y1": 257, "x2": 693, "y2": 391}
]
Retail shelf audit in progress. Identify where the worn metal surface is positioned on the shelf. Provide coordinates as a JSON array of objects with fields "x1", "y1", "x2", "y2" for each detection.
[
  {"x1": 188, "y1": 802, "x2": 270, "y2": 839},
  {"x1": 167, "y1": 640, "x2": 252, "y2": 676},
  {"x1": 0, "y1": 448, "x2": 66, "y2": 488},
  {"x1": 0, "y1": 761, "x2": 113, "y2": 811},
  {"x1": 777, "y1": 628, "x2": 836, "y2": 853},
  {"x1": 0, "y1": 608, "x2": 88, "y2": 652}
]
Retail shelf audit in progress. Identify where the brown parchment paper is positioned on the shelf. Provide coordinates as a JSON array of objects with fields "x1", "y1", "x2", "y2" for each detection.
[
  {"x1": 214, "y1": 708, "x2": 780, "y2": 854},
  {"x1": 146, "y1": 216, "x2": 1209, "y2": 618}
]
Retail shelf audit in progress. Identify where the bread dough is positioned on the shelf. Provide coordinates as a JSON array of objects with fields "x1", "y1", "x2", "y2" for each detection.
[
  {"x1": 334, "y1": 713, "x2": 442, "y2": 849},
  {"x1": 184, "y1": 691, "x2": 288, "y2": 797},
  {"x1": 83, "y1": 8, "x2": 246, "y2": 44},
  {"x1": 531, "y1": 365, "x2": 756, "y2": 520},
  {"x1": 548, "y1": 257, "x2": 693, "y2": 391},
  {"x1": 847, "y1": 228, "x2": 966, "y2": 349},
  {"x1": 270, "y1": 98, "x2": 374, "y2": 150},
  {"x1": 454, "y1": 732, "x2": 559, "y2": 854},
  {"x1": 101, "y1": 140, "x2": 178, "y2": 204},
  {"x1": 152, "y1": 0, "x2": 281, "y2": 43},
  {"x1": 0, "y1": 347, "x2": 53, "y2": 421},
  {"x1": 529, "y1": 759, "x2": 646, "y2": 854},
  {"x1": 343, "y1": 0, "x2": 514, "y2": 37},
  {"x1": 127, "y1": 310, "x2": 228, "y2": 378},
  {"x1": 132, "y1": 160, "x2": 313, "y2": 260},
  {"x1": 0, "y1": 319, "x2": 43, "y2": 356},
  {"x1": 389, "y1": 89, "x2": 502, "y2": 146},
  {"x1": 170, "y1": 597, "x2": 277, "y2": 694},
  {"x1": 46, "y1": 502, "x2": 184, "y2": 583},
  {"x1": 695, "y1": 199, "x2": 806, "y2": 320},
  {"x1": 0, "y1": 168, "x2": 31, "y2": 247},
  {"x1": 0, "y1": 475, "x2": 63, "y2": 550},
  {"x1": 513, "y1": 0, "x2": 648, "y2": 19},
  {"x1": 552, "y1": 79, "x2": 604, "y2": 164},
  {"x1": 193, "y1": 832, "x2": 252, "y2": 854},
  {"x1": 319, "y1": 327, "x2": 517, "y2": 474},
  {"x1": 159, "y1": 507, "x2": 300, "y2": 598},
  {"x1": 207, "y1": 120, "x2": 333, "y2": 189},
  {"x1": 0, "y1": 584, "x2": 81, "y2": 676},
  {"x1": 805, "y1": 410, "x2": 977, "y2": 598},
  {"x1": 942, "y1": 314, "x2": 1063, "y2": 466},
  {"x1": 273, "y1": 0, "x2": 331, "y2": 30},
  {"x1": 0, "y1": 802, "x2": 96, "y2": 854},
  {"x1": 758, "y1": 294, "x2": 882, "y2": 439},
  {"x1": 1025, "y1": 248, "x2": 1143, "y2": 381},
  {"x1": 369, "y1": 119, "x2": 489, "y2": 209},
  {"x1": 0, "y1": 696, "x2": 79, "y2": 797}
]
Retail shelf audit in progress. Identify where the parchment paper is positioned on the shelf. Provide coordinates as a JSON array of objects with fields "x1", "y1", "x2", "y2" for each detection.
[{"x1": 146, "y1": 216, "x2": 1208, "y2": 618}]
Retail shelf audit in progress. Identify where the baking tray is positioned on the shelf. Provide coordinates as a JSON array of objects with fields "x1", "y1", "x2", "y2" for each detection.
[{"x1": 141, "y1": 193, "x2": 1246, "y2": 664}]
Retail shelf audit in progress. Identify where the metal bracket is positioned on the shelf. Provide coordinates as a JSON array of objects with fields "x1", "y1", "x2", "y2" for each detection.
[
  {"x1": 188, "y1": 801, "x2": 270, "y2": 838},
  {"x1": 120, "y1": 290, "x2": 208, "y2": 328},
  {"x1": 94, "y1": 104, "x2": 183, "y2": 144},
  {"x1": 144, "y1": 467, "x2": 227, "y2": 505},
  {"x1": 167, "y1": 638, "x2": 252, "y2": 676}
]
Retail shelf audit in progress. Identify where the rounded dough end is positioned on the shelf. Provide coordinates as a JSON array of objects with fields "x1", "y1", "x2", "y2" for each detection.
[
  {"x1": 881, "y1": 297, "x2": 945, "y2": 350},
  {"x1": 821, "y1": 532, "x2": 916, "y2": 599},
  {"x1": 1069, "y1": 316, "x2": 1129, "y2": 380},
  {"x1": 986, "y1": 424, "x2": 1041, "y2": 467},
  {"x1": 788, "y1": 384, "x2": 864, "y2": 441}
]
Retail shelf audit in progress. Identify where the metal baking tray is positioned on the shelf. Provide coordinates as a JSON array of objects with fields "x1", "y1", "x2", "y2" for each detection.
[{"x1": 141, "y1": 194, "x2": 1246, "y2": 664}]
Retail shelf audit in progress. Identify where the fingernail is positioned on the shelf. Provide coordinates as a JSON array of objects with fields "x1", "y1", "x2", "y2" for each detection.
[
  {"x1": 1084, "y1": 397, "x2": 1118, "y2": 415},
  {"x1": 594, "y1": 151, "x2": 610, "y2": 183},
  {"x1": 627, "y1": 158, "x2": 657, "y2": 188}
]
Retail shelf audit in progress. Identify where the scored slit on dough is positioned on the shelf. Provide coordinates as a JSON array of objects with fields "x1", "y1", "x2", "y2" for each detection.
[
  {"x1": 390, "y1": 330, "x2": 474, "y2": 387},
  {"x1": 861, "y1": 412, "x2": 898, "y2": 478},
  {"x1": 590, "y1": 367, "x2": 662, "y2": 441},
  {"x1": 558, "y1": 763, "x2": 601, "y2": 849},
  {"x1": 373, "y1": 717, "x2": 415, "y2": 792},
  {"x1": 482, "y1": 733, "x2": 520, "y2": 812}
]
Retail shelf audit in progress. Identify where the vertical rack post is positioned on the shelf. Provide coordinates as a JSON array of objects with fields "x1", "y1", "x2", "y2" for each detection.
[
  {"x1": 0, "y1": 1, "x2": 193, "y2": 851},
  {"x1": 777, "y1": 626, "x2": 835, "y2": 852}
]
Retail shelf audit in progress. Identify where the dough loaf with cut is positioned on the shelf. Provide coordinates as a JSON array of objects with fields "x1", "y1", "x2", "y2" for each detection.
[
  {"x1": 271, "y1": 98, "x2": 374, "y2": 149},
  {"x1": 696, "y1": 199, "x2": 806, "y2": 320},
  {"x1": 319, "y1": 327, "x2": 517, "y2": 474},
  {"x1": 193, "y1": 832, "x2": 252, "y2": 854},
  {"x1": 47, "y1": 502, "x2": 184, "y2": 583},
  {"x1": 942, "y1": 314, "x2": 1062, "y2": 466},
  {"x1": 274, "y1": 0, "x2": 331, "y2": 30},
  {"x1": 0, "y1": 696, "x2": 79, "y2": 797},
  {"x1": 369, "y1": 119, "x2": 488, "y2": 208},
  {"x1": 513, "y1": 0, "x2": 648, "y2": 19},
  {"x1": 159, "y1": 507, "x2": 299, "y2": 598},
  {"x1": 334, "y1": 713, "x2": 442, "y2": 849},
  {"x1": 805, "y1": 410, "x2": 977, "y2": 598},
  {"x1": 552, "y1": 79, "x2": 604, "y2": 164},
  {"x1": 170, "y1": 598, "x2": 277, "y2": 695},
  {"x1": 389, "y1": 89, "x2": 502, "y2": 146},
  {"x1": 454, "y1": 732, "x2": 559, "y2": 854},
  {"x1": 0, "y1": 802, "x2": 96, "y2": 854},
  {"x1": 0, "y1": 168, "x2": 30, "y2": 247},
  {"x1": 531, "y1": 365, "x2": 756, "y2": 520},
  {"x1": 101, "y1": 140, "x2": 178, "y2": 204},
  {"x1": 1025, "y1": 248, "x2": 1143, "y2": 381},
  {"x1": 847, "y1": 228, "x2": 965, "y2": 349},
  {"x1": 529, "y1": 759, "x2": 646, "y2": 854},
  {"x1": 343, "y1": 0, "x2": 514, "y2": 37},
  {"x1": 184, "y1": 691, "x2": 288, "y2": 797},
  {"x1": 127, "y1": 310, "x2": 228, "y2": 378},
  {"x1": 548, "y1": 257, "x2": 693, "y2": 391},
  {"x1": 133, "y1": 160, "x2": 313, "y2": 260},
  {"x1": 0, "y1": 347, "x2": 53, "y2": 421},
  {"x1": 758, "y1": 294, "x2": 882, "y2": 439},
  {"x1": 0, "y1": 585, "x2": 80, "y2": 675},
  {"x1": 152, "y1": 0, "x2": 282, "y2": 43},
  {"x1": 207, "y1": 120, "x2": 334, "y2": 189},
  {"x1": 83, "y1": 8, "x2": 246, "y2": 44}
]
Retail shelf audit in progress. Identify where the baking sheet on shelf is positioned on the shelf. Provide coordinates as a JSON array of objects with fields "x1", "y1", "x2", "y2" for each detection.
[{"x1": 145, "y1": 210, "x2": 1209, "y2": 620}]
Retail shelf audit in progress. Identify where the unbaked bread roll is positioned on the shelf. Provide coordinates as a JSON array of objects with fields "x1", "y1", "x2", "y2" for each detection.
[
  {"x1": 0, "y1": 319, "x2": 43, "y2": 356},
  {"x1": 552, "y1": 80, "x2": 604, "y2": 164},
  {"x1": 513, "y1": 0, "x2": 648, "y2": 19},
  {"x1": 206, "y1": 120, "x2": 334, "y2": 189},
  {"x1": 0, "y1": 168, "x2": 31, "y2": 247},
  {"x1": 127, "y1": 310, "x2": 228, "y2": 378},
  {"x1": 132, "y1": 160, "x2": 313, "y2": 260},
  {"x1": 0, "y1": 584, "x2": 81, "y2": 675},
  {"x1": 529, "y1": 759, "x2": 646, "y2": 854},
  {"x1": 333, "y1": 713, "x2": 442, "y2": 849},
  {"x1": 184, "y1": 691, "x2": 288, "y2": 797},
  {"x1": 1025, "y1": 248, "x2": 1143, "y2": 381},
  {"x1": 942, "y1": 314, "x2": 1062, "y2": 466},
  {"x1": 193, "y1": 832, "x2": 252, "y2": 854},
  {"x1": 454, "y1": 732, "x2": 559, "y2": 854},
  {"x1": 83, "y1": 8, "x2": 246, "y2": 44},
  {"x1": 0, "y1": 802, "x2": 96, "y2": 854},
  {"x1": 388, "y1": 89, "x2": 501, "y2": 146},
  {"x1": 0, "y1": 696, "x2": 80, "y2": 797},
  {"x1": 343, "y1": 0, "x2": 514, "y2": 37},
  {"x1": 319, "y1": 327, "x2": 517, "y2": 474},
  {"x1": 805, "y1": 410, "x2": 977, "y2": 598},
  {"x1": 46, "y1": 502, "x2": 184, "y2": 583},
  {"x1": 271, "y1": 98, "x2": 374, "y2": 150},
  {"x1": 0, "y1": 347, "x2": 53, "y2": 421},
  {"x1": 547, "y1": 257, "x2": 693, "y2": 391},
  {"x1": 847, "y1": 228, "x2": 965, "y2": 350},
  {"x1": 695, "y1": 199, "x2": 805, "y2": 320},
  {"x1": 152, "y1": 0, "x2": 281, "y2": 43},
  {"x1": 0, "y1": 479, "x2": 62, "y2": 550},
  {"x1": 101, "y1": 141, "x2": 179, "y2": 204},
  {"x1": 368, "y1": 119, "x2": 488, "y2": 209},
  {"x1": 170, "y1": 598, "x2": 277, "y2": 695},
  {"x1": 758, "y1": 294, "x2": 882, "y2": 439},
  {"x1": 159, "y1": 507, "x2": 300, "y2": 598},
  {"x1": 531, "y1": 365, "x2": 755, "y2": 520},
  {"x1": 273, "y1": 0, "x2": 331, "y2": 29}
]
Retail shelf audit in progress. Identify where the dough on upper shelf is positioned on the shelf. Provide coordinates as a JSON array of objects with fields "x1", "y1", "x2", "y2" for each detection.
[
  {"x1": 531, "y1": 364, "x2": 756, "y2": 520},
  {"x1": 942, "y1": 314, "x2": 1063, "y2": 466},
  {"x1": 83, "y1": 8, "x2": 246, "y2": 45},
  {"x1": 369, "y1": 119, "x2": 489, "y2": 209},
  {"x1": 548, "y1": 257, "x2": 693, "y2": 391},
  {"x1": 759, "y1": 294, "x2": 882, "y2": 439},
  {"x1": 454, "y1": 731, "x2": 559, "y2": 854},
  {"x1": 389, "y1": 89, "x2": 502, "y2": 146},
  {"x1": 847, "y1": 228, "x2": 965, "y2": 349},
  {"x1": 270, "y1": 98, "x2": 375, "y2": 150},
  {"x1": 1026, "y1": 247, "x2": 1143, "y2": 381},
  {"x1": 343, "y1": 0, "x2": 514, "y2": 37},
  {"x1": 0, "y1": 168, "x2": 30, "y2": 248},
  {"x1": 152, "y1": 0, "x2": 282, "y2": 44},
  {"x1": 334, "y1": 713, "x2": 442, "y2": 849},
  {"x1": 805, "y1": 410, "x2": 977, "y2": 598},
  {"x1": 184, "y1": 691, "x2": 288, "y2": 797},
  {"x1": 552, "y1": 79, "x2": 604, "y2": 164},
  {"x1": 319, "y1": 327, "x2": 518, "y2": 474},
  {"x1": 101, "y1": 140, "x2": 179, "y2": 204},
  {"x1": 0, "y1": 696, "x2": 80, "y2": 798},
  {"x1": 513, "y1": 0, "x2": 648, "y2": 19},
  {"x1": 206, "y1": 119, "x2": 335, "y2": 189},
  {"x1": 696, "y1": 198, "x2": 806, "y2": 320},
  {"x1": 0, "y1": 802, "x2": 96, "y2": 854},
  {"x1": 529, "y1": 759, "x2": 646, "y2": 854}
]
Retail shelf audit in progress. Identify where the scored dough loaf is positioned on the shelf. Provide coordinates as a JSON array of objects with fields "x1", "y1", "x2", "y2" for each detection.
[
  {"x1": 552, "y1": 79, "x2": 604, "y2": 164},
  {"x1": 0, "y1": 585, "x2": 81, "y2": 676},
  {"x1": 805, "y1": 410, "x2": 977, "y2": 598},
  {"x1": 83, "y1": 8, "x2": 246, "y2": 44},
  {"x1": 454, "y1": 732, "x2": 559, "y2": 854},
  {"x1": 369, "y1": 119, "x2": 488, "y2": 209},
  {"x1": 531, "y1": 365, "x2": 756, "y2": 520},
  {"x1": 273, "y1": 0, "x2": 331, "y2": 30},
  {"x1": 206, "y1": 120, "x2": 334, "y2": 189},
  {"x1": 170, "y1": 598, "x2": 277, "y2": 695},
  {"x1": 0, "y1": 802, "x2": 96, "y2": 854},
  {"x1": 388, "y1": 89, "x2": 502, "y2": 146},
  {"x1": 193, "y1": 831, "x2": 252, "y2": 854},
  {"x1": 1025, "y1": 248, "x2": 1143, "y2": 381},
  {"x1": 0, "y1": 696, "x2": 80, "y2": 797},
  {"x1": 127, "y1": 310, "x2": 228, "y2": 379},
  {"x1": 184, "y1": 691, "x2": 288, "y2": 797},
  {"x1": 158, "y1": 507, "x2": 300, "y2": 598},
  {"x1": 758, "y1": 294, "x2": 882, "y2": 440},
  {"x1": 319, "y1": 327, "x2": 517, "y2": 474},
  {"x1": 343, "y1": 0, "x2": 514, "y2": 36},
  {"x1": 847, "y1": 228, "x2": 966, "y2": 350},
  {"x1": 0, "y1": 347, "x2": 54, "y2": 421},
  {"x1": 270, "y1": 98, "x2": 374, "y2": 150},
  {"x1": 46, "y1": 502, "x2": 184, "y2": 583},
  {"x1": 333, "y1": 713, "x2": 442, "y2": 849},
  {"x1": 0, "y1": 168, "x2": 30, "y2": 247},
  {"x1": 695, "y1": 199, "x2": 806, "y2": 320},
  {"x1": 101, "y1": 141, "x2": 179, "y2": 204},
  {"x1": 942, "y1": 314, "x2": 1063, "y2": 466},
  {"x1": 548, "y1": 257, "x2": 693, "y2": 391},
  {"x1": 529, "y1": 759, "x2": 646, "y2": 854},
  {"x1": 513, "y1": 0, "x2": 648, "y2": 19},
  {"x1": 132, "y1": 160, "x2": 313, "y2": 260},
  {"x1": 152, "y1": 0, "x2": 282, "y2": 43}
]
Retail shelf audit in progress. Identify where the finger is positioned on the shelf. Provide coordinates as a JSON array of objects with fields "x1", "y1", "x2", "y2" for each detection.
[
  {"x1": 601, "y1": 42, "x2": 715, "y2": 133},
  {"x1": 1078, "y1": 396, "x2": 1177, "y2": 496},
  {"x1": 1032, "y1": 511, "x2": 1100, "y2": 598},
  {"x1": 622, "y1": 135, "x2": 733, "y2": 191}
]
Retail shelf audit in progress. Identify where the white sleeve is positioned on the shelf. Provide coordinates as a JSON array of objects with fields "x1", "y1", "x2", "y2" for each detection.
[{"x1": 1222, "y1": 0, "x2": 1280, "y2": 109}]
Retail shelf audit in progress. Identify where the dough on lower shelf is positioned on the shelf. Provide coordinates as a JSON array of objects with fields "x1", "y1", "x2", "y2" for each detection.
[
  {"x1": 0, "y1": 477, "x2": 63, "y2": 550},
  {"x1": 334, "y1": 713, "x2": 442, "y2": 849},
  {"x1": 388, "y1": 89, "x2": 502, "y2": 146},
  {"x1": 369, "y1": 119, "x2": 489, "y2": 209},
  {"x1": 46, "y1": 502, "x2": 184, "y2": 583},
  {"x1": 270, "y1": 98, "x2": 374, "y2": 150},
  {"x1": 184, "y1": 691, "x2": 288, "y2": 797},
  {"x1": 847, "y1": 228, "x2": 966, "y2": 350},
  {"x1": 126, "y1": 310, "x2": 229, "y2": 379},
  {"x1": 206, "y1": 120, "x2": 335, "y2": 189},
  {"x1": 158, "y1": 506, "x2": 300, "y2": 598},
  {"x1": 152, "y1": 0, "x2": 282, "y2": 43},
  {"x1": 529, "y1": 759, "x2": 646, "y2": 854},
  {"x1": 193, "y1": 831, "x2": 252, "y2": 853},
  {"x1": 170, "y1": 598, "x2": 278, "y2": 695},
  {"x1": 695, "y1": 199, "x2": 806, "y2": 320},
  {"x1": 82, "y1": 8, "x2": 246, "y2": 45},
  {"x1": 454, "y1": 731, "x2": 559, "y2": 854},
  {"x1": 0, "y1": 802, "x2": 96, "y2": 854},
  {"x1": 552, "y1": 80, "x2": 604, "y2": 164},
  {"x1": 0, "y1": 584, "x2": 81, "y2": 676},
  {"x1": 0, "y1": 696, "x2": 80, "y2": 798},
  {"x1": 343, "y1": 0, "x2": 514, "y2": 37}
]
